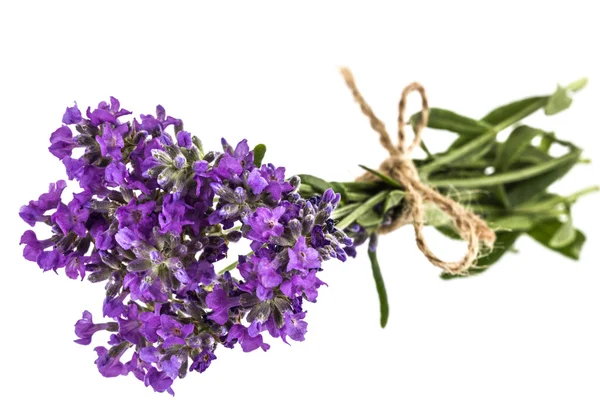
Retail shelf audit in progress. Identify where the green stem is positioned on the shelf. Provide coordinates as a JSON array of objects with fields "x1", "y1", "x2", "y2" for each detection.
[
  {"x1": 419, "y1": 98, "x2": 547, "y2": 176},
  {"x1": 427, "y1": 150, "x2": 581, "y2": 188}
]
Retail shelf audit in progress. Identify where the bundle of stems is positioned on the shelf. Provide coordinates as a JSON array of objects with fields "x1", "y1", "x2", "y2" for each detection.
[{"x1": 299, "y1": 78, "x2": 598, "y2": 327}]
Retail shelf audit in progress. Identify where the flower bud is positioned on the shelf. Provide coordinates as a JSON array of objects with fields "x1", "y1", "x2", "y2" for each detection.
[
  {"x1": 302, "y1": 214, "x2": 315, "y2": 235},
  {"x1": 226, "y1": 230, "x2": 242, "y2": 242},
  {"x1": 288, "y1": 219, "x2": 302, "y2": 239},
  {"x1": 288, "y1": 175, "x2": 301, "y2": 190},
  {"x1": 151, "y1": 149, "x2": 172, "y2": 165},
  {"x1": 203, "y1": 151, "x2": 216, "y2": 163}
]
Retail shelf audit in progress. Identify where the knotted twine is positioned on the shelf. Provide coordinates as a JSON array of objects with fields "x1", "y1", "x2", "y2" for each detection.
[{"x1": 340, "y1": 68, "x2": 496, "y2": 275}]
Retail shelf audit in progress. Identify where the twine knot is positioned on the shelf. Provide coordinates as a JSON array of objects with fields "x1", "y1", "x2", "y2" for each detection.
[{"x1": 340, "y1": 68, "x2": 496, "y2": 275}]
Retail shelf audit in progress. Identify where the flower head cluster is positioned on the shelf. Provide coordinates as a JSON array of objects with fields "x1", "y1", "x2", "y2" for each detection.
[{"x1": 19, "y1": 98, "x2": 352, "y2": 395}]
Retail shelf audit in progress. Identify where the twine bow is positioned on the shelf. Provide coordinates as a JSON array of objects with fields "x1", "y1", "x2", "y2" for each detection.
[{"x1": 340, "y1": 68, "x2": 496, "y2": 275}]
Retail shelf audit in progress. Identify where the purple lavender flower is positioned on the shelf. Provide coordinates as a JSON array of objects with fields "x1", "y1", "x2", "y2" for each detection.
[
  {"x1": 19, "y1": 231, "x2": 54, "y2": 262},
  {"x1": 105, "y1": 162, "x2": 128, "y2": 186},
  {"x1": 176, "y1": 131, "x2": 192, "y2": 148},
  {"x1": 97, "y1": 123, "x2": 128, "y2": 160},
  {"x1": 62, "y1": 103, "x2": 82, "y2": 125},
  {"x1": 189, "y1": 350, "x2": 216, "y2": 373},
  {"x1": 94, "y1": 343, "x2": 129, "y2": 378},
  {"x1": 36, "y1": 249, "x2": 64, "y2": 272},
  {"x1": 20, "y1": 98, "x2": 348, "y2": 395},
  {"x1": 213, "y1": 139, "x2": 252, "y2": 179},
  {"x1": 206, "y1": 287, "x2": 242, "y2": 324},
  {"x1": 259, "y1": 163, "x2": 293, "y2": 201},
  {"x1": 49, "y1": 126, "x2": 78, "y2": 160},
  {"x1": 160, "y1": 355, "x2": 182, "y2": 380},
  {"x1": 19, "y1": 180, "x2": 66, "y2": 226},
  {"x1": 227, "y1": 324, "x2": 270, "y2": 353},
  {"x1": 74, "y1": 311, "x2": 116, "y2": 345},
  {"x1": 287, "y1": 236, "x2": 321, "y2": 272},
  {"x1": 144, "y1": 366, "x2": 175, "y2": 396},
  {"x1": 156, "y1": 315, "x2": 194, "y2": 347},
  {"x1": 52, "y1": 196, "x2": 90, "y2": 237},
  {"x1": 247, "y1": 169, "x2": 268, "y2": 194},
  {"x1": 283, "y1": 311, "x2": 308, "y2": 342},
  {"x1": 246, "y1": 206, "x2": 286, "y2": 242}
]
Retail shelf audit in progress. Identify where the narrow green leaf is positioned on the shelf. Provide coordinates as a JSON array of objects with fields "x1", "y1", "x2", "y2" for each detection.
[
  {"x1": 481, "y1": 96, "x2": 547, "y2": 126},
  {"x1": 538, "y1": 132, "x2": 555, "y2": 153},
  {"x1": 544, "y1": 86, "x2": 573, "y2": 116},
  {"x1": 549, "y1": 216, "x2": 576, "y2": 248},
  {"x1": 358, "y1": 165, "x2": 403, "y2": 188},
  {"x1": 297, "y1": 174, "x2": 331, "y2": 194},
  {"x1": 367, "y1": 237, "x2": 389, "y2": 328},
  {"x1": 495, "y1": 126, "x2": 543, "y2": 171},
  {"x1": 528, "y1": 220, "x2": 586, "y2": 260},
  {"x1": 346, "y1": 192, "x2": 372, "y2": 202},
  {"x1": 492, "y1": 184, "x2": 511, "y2": 209},
  {"x1": 506, "y1": 148, "x2": 581, "y2": 206},
  {"x1": 383, "y1": 190, "x2": 405, "y2": 213},
  {"x1": 357, "y1": 208, "x2": 384, "y2": 227},
  {"x1": 428, "y1": 149, "x2": 581, "y2": 189},
  {"x1": 519, "y1": 144, "x2": 554, "y2": 163},
  {"x1": 440, "y1": 231, "x2": 521, "y2": 279},
  {"x1": 333, "y1": 181, "x2": 382, "y2": 193},
  {"x1": 337, "y1": 190, "x2": 389, "y2": 230},
  {"x1": 331, "y1": 203, "x2": 361, "y2": 220},
  {"x1": 253, "y1": 144, "x2": 267, "y2": 167},
  {"x1": 410, "y1": 108, "x2": 492, "y2": 136},
  {"x1": 489, "y1": 215, "x2": 536, "y2": 231},
  {"x1": 565, "y1": 77, "x2": 588, "y2": 92},
  {"x1": 420, "y1": 129, "x2": 499, "y2": 175},
  {"x1": 424, "y1": 203, "x2": 453, "y2": 227}
]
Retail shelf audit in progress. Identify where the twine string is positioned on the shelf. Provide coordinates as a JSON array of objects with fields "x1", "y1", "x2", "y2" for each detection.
[{"x1": 340, "y1": 68, "x2": 496, "y2": 274}]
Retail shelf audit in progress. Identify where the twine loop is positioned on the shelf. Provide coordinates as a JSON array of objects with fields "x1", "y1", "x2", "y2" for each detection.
[{"x1": 340, "y1": 68, "x2": 496, "y2": 275}]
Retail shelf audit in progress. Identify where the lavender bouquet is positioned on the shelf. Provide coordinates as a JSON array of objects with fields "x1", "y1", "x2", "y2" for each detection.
[{"x1": 19, "y1": 69, "x2": 596, "y2": 395}]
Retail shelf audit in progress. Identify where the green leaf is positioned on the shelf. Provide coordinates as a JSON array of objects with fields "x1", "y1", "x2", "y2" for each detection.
[
  {"x1": 489, "y1": 215, "x2": 536, "y2": 231},
  {"x1": 428, "y1": 148, "x2": 581, "y2": 189},
  {"x1": 410, "y1": 108, "x2": 492, "y2": 136},
  {"x1": 383, "y1": 190, "x2": 405, "y2": 213},
  {"x1": 565, "y1": 77, "x2": 588, "y2": 92},
  {"x1": 358, "y1": 165, "x2": 403, "y2": 188},
  {"x1": 528, "y1": 219, "x2": 586, "y2": 260},
  {"x1": 367, "y1": 237, "x2": 389, "y2": 328},
  {"x1": 298, "y1": 183, "x2": 317, "y2": 197},
  {"x1": 333, "y1": 181, "x2": 382, "y2": 193},
  {"x1": 440, "y1": 231, "x2": 521, "y2": 279},
  {"x1": 336, "y1": 190, "x2": 389, "y2": 230},
  {"x1": 544, "y1": 86, "x2": 573, "y2": 116},
  {"x1": 297, "y1": 174, "x2": 331, "y2": 193},
  {"x1": 548, "y1": 216, "x2": 576, "y2": 248},
  {"x1": 253, "y1": 144, "x2": 267, "y2": 167},
  {"x1": 495, "y1": 126, "x2": 543, "y2": 171},
  {"x1": 419, "y1": 129, "x2": 499, "y2": 175},
  {"x1": 481, "y1": 96, "x2": 547, "y2": 126},
  {"x1": 505, "y1": 148, "x2": 581, "y2": 206},
  {"x1": 423, "y1": 203, "x2": 453, "y2": 227},
  {"x1": 331, "y1": 203, "x2": 361, "y2": 220},
  {"x1": 492, "y1": 184, "x2": 511, "y2": 209},
  {"x1": 519, "y1": 145, "x2": 554, "y2": 164},
  {"x1": 357, "y1": 208, "x2": 384, "y2": 227}
]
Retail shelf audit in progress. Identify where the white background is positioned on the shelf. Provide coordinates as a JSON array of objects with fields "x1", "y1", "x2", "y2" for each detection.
[{"x1": 1, "y1": 1, "x2": 599, "y2": 399}]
